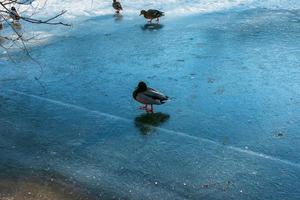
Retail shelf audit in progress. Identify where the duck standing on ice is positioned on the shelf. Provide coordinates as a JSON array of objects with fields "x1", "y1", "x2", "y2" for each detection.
[
  {"x1": 112, "y1": 0, "x2": 123, "y2": 14},
  {"x1": 133, "y1": 81, "x2": 169, "y2": 113},
  {"x1": 10, "y1": 7, "x2": 21, "y2": 22},
  {"x1": 140, "y1": 9, "x2": 164, "y2": 23}
]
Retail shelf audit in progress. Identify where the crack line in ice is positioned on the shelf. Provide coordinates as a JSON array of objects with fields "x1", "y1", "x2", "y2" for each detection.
[{"x1": 2, "y1": 89, "x2": 300, "y2": 170}]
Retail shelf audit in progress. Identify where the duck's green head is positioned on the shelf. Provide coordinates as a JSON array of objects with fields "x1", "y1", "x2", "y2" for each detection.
[
  {"x1": 137, "y1": 81, "x2": 147, "y2": 91},
  {"x1": 140, "y1": 10, "x2": 146, "y2": 16}
]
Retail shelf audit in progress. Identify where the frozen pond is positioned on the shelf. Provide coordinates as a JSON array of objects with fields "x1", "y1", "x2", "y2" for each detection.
[{"x1": 0, "y1": 6, "x2": 300, "y2": 200}]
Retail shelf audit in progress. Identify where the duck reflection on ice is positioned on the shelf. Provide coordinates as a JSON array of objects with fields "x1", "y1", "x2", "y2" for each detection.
[
  {"x1": 113, "y1": 14, "x2": 123, "y2": 22},
  {"x1": 141, "y1": 23, "x2": 164, "y2": 31},
  {"x1": 134, "y1": 112, "x2": 170, "y2": 135}
]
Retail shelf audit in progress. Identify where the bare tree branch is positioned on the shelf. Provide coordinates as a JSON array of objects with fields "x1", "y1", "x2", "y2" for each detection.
[
  {"x1": 0, "y1": 0, "x2": 71, "y2": 94},
  {"x1": 0, "y1": 0, "x2": 70, "y2": 55}
]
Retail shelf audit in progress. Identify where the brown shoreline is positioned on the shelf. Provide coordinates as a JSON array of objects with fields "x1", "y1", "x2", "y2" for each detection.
[
  {"x1": 0, "y1": 164, "x2": 132, "y2": 200},
  {"x1": 0, "y1": 178, "x2": 92, "y2": 200},
  {"x1": 0, "y1": 167, "x2": 96, "y2": 200}
]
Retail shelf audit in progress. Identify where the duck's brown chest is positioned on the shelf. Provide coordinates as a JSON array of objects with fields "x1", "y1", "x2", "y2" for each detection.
[
  {"x1": 133, "y1": 90, "x2": 138, "y2": 100},
  {"x1": 143, "y1": 13, "x2": 153, "y2": 19}
]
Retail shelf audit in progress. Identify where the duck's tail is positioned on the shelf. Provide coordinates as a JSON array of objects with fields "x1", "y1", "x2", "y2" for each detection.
[{"x1": 160, "y1": 96, "x2": 170, "y2": 104}]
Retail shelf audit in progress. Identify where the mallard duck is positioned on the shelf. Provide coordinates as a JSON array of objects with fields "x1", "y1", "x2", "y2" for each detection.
[
  {"x1": 112, "y1": 0, "x2": 123, "y2": 14},
  {"x1": 140, "y1": 9, "x2": 164, "y2": 23},
  {"x1": 10, "y1": 7, "x2": 21, "y2": 21},
  {"x1": 133, "y1": 81, "x2": 169, "y2": 113}
]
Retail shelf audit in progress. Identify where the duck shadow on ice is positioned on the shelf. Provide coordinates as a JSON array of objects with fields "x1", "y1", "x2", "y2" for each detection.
[
  {"x1": 140, "y1": 23, "x2": 164, "y2": 31},
  {"x1": 134, "y1": 112, "x2": 170, "y2": 135}
]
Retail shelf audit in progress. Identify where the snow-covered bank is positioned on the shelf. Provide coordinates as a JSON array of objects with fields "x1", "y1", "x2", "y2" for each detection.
[
  {"x1": 17, "y1": 0, "x2": 300, "y2": 20},
  {"x1": 2, "y1": 0, "x2": 299, "y2": 55}
]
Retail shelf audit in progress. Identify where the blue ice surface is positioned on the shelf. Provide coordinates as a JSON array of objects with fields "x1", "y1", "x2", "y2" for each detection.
[{"x1": 0, "y1": 8, "x2": 300, "y2": 199}]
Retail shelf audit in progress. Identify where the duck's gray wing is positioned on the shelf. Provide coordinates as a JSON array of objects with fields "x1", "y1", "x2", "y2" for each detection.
[
  {"x1": 10, "y1": 11, "x2": 20, "y2": 20},
  {"x1": 136, "y1": 93, "x2": 162, "y2": 105},
  {"x1": 144, "y1": 88, "x2": 168, "y2": 101}
]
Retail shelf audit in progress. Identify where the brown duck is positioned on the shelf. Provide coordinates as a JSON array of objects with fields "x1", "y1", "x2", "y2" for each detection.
[
  {"x1": 133, "y1": 81, "x2": 169, "y2": 113},
  {"x1": 140, "y1": 9, "x2": 164, "y2": 23},
  {"x1": 112, "y1": 0, "x2": 123, "y2": 14}
]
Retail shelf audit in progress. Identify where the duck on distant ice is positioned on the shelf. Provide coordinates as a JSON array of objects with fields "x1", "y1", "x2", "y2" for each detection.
[
  {"x1": 112, "y1": 0, "x2": 123, "y2": 14},
  {"x1": 10, "y1": 7, "x2": 21, "y2": 21},
  {"x1": 133, "y1": 81, "x2": 169, "y2": 113},
  {"x1": 140, "y1": 9, "x2": 164, "y2": 23}
]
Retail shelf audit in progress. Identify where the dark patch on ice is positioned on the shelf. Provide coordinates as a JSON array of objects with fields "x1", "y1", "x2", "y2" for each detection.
[
  {"x1": 189, "y1": 73, "x2": 197, "y2": 80},
  {"x1": 141, "y1": 23, "x2": 164, "y2": 31},
  {"x1": 152, "y1": 64, "x2": 161, "y2": 68},
  {"x1": 214, "y1": 87, "x2": 225, "y2": 95},
  {"x1": 147, "y1": 75, "x2": 157, "y2": 79},
  {"x1": 167, "y1": 77, "x2": 178, "y2": 82},
  {"x1": 207, "y1": 78, "x2": 216, "y2": 83},
  {"x1": 193, "y1": 54, "x2": 211, "y2": 59},
  {"x1": 274, "y1": 130, "x2": 286, "y2": 138},
  {"x1": 134, "y1": 112, "x2": 170, "y2": 135},
  {"x1": 201, "y1": 180, "x2": 233, "y2": 192},
  {"x1": 221, "y1": 136, "x2": 230, "y2": 145},
  {"x1": 190, "y1": 94, "x2": 197, "y2": 100},
  {"x1": 196, "y1": 43, "x2": 205, "y2": 47},
  {"x1": 176, "y1": 59, "x2": 185, "y2": 62}
]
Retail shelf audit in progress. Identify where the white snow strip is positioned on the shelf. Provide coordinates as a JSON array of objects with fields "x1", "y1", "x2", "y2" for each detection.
[
  {"x1": 2, "y1": 89, "x2": 300, "y2": 169},
  {"x1": 28, "y1": 0, "x2": 300, "y2": 19}
]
